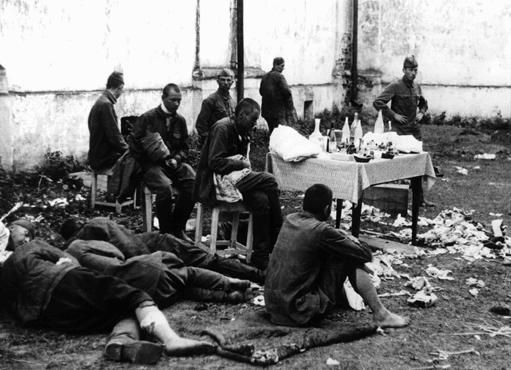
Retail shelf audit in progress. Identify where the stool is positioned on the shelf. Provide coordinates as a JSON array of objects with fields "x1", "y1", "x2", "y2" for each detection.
[
  {"x1": 194, "y1": 202, "x2": 254, "y2": 263},
  {"x1": 142, "y1": 186, "x2": 153, "y2": 232},
  {"x1": 90, "y1": 170, "x2": 135, "y2": 214}
]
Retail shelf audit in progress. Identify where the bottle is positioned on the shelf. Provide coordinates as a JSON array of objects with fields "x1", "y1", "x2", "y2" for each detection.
[
  {"x1": 388, "y1": 120, "x2": 392, "y2": 132},
  {"x1": 374, "y1": 110, "x2": 384, "y2": 134},
  {"x1": 354, "y1": 116, "x2": 363, "y2": 151},
  {"x1": 342, "y1": 117, "x2": 350, "y2": 146},
  {"x1": 328, "y1": 128, "x2": 336, "y2": 152},
  {"x1": 310, "y1": 118, "x2": 323, "y2": 150}
]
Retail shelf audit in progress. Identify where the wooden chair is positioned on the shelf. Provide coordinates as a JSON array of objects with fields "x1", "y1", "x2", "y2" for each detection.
[
  {"x1": 90, "y1": 170, "x2": 134, "y2": 214},
  {"x1": 194, "y1": 202, "x2": 254, "y2": 263}
]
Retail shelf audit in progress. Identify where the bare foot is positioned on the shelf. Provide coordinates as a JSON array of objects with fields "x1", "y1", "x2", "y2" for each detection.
[
  {"x1": 374, "y1": 310, "x2": 409, "y2": 329},
  {"x1": 164, "y1": 337, "x2": 216, "y2": 356}
]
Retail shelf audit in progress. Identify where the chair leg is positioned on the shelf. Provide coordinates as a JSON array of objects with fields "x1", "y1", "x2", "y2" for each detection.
[
  {"x1": 210, "y1": 208, "x2": 220, "y2": 255},
  {"x1": 194, "y1": 203, "x2": 204, "y2": 247},
  {"x1": 246, "y1": 212, "x2": 254, "y2": 264},
  {"x1": 90, "y1": 173, "x2": 97, "y2": 209},
  {"x1": 230, "y1": 212, "x2": 240, "y2": 249},
  {"x1": 143, "y1": 187, "x2": 152, "y2": 232}
]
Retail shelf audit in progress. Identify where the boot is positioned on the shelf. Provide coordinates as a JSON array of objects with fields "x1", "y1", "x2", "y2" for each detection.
[
  {"x1": 155, "y1": 195, "x2": 175, "y2": 234},
  {"x1": 104, "y1": 317, "x2": 163, "y2": 364}
]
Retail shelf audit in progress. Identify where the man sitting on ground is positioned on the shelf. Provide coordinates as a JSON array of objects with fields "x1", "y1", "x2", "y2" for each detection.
[
  {"x1": 0, "y1": 220, "x2": 214, "y2": 365},
  {"x1": 264, "y1": 184, "x2": 409, "y2": 328},
  {"x1": 60, "y1": 216, "x2": 264, "y2": 284}
]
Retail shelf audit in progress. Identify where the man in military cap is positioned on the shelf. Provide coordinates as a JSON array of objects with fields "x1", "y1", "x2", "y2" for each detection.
[
  {"x1": 373, "y1": 55, "x2": 428, "y2": 139},
  {"x1": 373, "y1": 56, "x2": 434, "y2": 207}
]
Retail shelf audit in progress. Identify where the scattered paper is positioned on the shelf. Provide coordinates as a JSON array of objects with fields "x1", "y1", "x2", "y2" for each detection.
[
  {"x1": 407, "y1": 290, "x2": 438, "y2": 308},
  {"x1": 474, "y1": 153, "x2": 496, "y2": 160},
  {"x1": 326, "y1": 358, "x2": 340, "y2": 366},
  {"x1": 455, "y1": 166, "x2": 468, "y2": 175},
  {"x1": 426, "y1": 265, "x2": 454, "y2": 280}
]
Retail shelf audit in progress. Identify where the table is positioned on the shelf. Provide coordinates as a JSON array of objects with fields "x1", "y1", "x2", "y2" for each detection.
[{"x1": 266, "y1": 152, "x2": 436, "y2": 245}]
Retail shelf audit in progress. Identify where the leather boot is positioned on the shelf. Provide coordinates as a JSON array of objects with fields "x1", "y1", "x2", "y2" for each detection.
[{"x1": 104, "y1": 317, "x2": 163, "y2": 364}]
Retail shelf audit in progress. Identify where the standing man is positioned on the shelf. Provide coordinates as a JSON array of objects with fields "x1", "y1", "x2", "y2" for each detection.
[
  {"x1": 373, "y1": 55, "x2": 428, "y2": 140},
  {"x1": 129, "y1": 84, "x2": 195, "y2": 240},
  {"x1": 194, "y1": 98, "x2": 283, "y2": 270},
  {"x1": 88, "y1": 71, "x2": 128, "y2": 172},
  {"x1": 195, "y1": 69, "x2": 236, "y2": 147},
  {"x1": 265, "y1": 184, "x2": 409, "y2": 329},
  {"x1": 259, "y1": 57, "x2": 297, "y2": 134},
  {"x1": 373, "y1": 55, "x2": 434, "y2": 207}
]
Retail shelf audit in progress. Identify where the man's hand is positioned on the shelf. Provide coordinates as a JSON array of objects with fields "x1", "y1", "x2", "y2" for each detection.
[
  {"x1": 416, "y1": 112, "x2": 424, "y2": 122},
  {"x1": 394, "y1": 113, "x2": 408, "y2": 124},
  {"x1": 165, "y1": 158, "x2": 178, "y2": 170}
]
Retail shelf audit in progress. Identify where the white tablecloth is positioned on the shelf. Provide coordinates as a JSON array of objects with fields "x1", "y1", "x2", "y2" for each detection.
[{"x1": 266, "y1": 152, "x2": 436, "y2": 203}]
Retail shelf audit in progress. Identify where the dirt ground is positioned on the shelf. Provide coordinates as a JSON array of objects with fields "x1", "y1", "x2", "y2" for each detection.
[{"x1": 1, "y1": 123, "x2": 510, "y2": 369}]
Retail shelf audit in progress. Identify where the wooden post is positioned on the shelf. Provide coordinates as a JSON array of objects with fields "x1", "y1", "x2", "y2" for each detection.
[{"x1": 236, "y1": 0, "x2": 244, "y2": 102}]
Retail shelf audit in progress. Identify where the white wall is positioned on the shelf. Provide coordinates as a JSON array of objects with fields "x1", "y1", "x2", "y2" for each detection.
[{"x1": 358, "y1": 0, "x2": 511, "y2": 117}]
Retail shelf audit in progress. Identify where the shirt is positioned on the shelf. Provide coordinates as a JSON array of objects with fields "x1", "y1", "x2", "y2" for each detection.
[
  {"x1": 195, "y1": 90, "x2": 236, "y2": 146},
  {"x1": 373, "y1": 76, "x2": 428, "y2": 127}
]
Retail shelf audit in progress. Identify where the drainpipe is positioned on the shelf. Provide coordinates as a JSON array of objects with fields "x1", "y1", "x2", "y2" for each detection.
[
  {"x1": 236, "y1": 0, "x2": 244, "y2": 102},
  {"x1": 351, "y1": 0, "x2": 358, "y2": 103}
]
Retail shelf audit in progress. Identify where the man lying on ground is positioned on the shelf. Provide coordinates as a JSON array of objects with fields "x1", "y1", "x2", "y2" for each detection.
[
  {"x1": 264, "y1": 184, "x2": 409, "y2": 328},
  {"x1": 60, "y1": 216, "x2": 264, "y2": 284},
  {"x1": 0, "y1": 220, "x2": 215, "y2": 364},
  {"x1": 66, "y1": 238, "x2": 253, "y2": 306}
]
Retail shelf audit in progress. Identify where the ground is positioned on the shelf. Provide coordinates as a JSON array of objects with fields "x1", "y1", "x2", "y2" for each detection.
[{"x1": 0, "y1": 123, "x2": 510, "y2": 369}]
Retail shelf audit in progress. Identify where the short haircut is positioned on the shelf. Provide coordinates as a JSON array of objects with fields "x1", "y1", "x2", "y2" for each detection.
[
  {"x1": 218, "y1": 68, "x2": 234, "y2": 78},
  {"x1": 60, "y1": 218, "x2": 83, "y2": 240},
  {"x1": 162, "y1": 83, "x2": 181, "y2": 97},
  {"x1": 106, "y1": 71, "x2": 124, "y2": 89},
  {"x1": 273, "y1": 57, "x2": 285, "y2": 66},
  {"x1": 303, "y1": 184, "x2": 333, "y2": 214},
  {"x1": 235, "y1": 98, "x2": 260, "y2": 117}
]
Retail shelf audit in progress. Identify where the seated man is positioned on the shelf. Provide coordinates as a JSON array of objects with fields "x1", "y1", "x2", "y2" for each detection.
[
  {"x1": 194, "y1": 98, "x2": 283, "y2": 270},
  {"x1": 88, "y1": 71, "x2": 128, "y2": 172},
  {"x1": 0, "y1": 220, "x2": 214, "y2": 365},
  {"x1": 264, "y1": 184, "x2": 409, "y2": 328},
  {"x1": 60, "y1": 217, "x2": 264, "y2": 284},
  {"x1": 129, "y1": 83, "x2": 195, "y2": 240},
  {"x1": 195, "y1": 68, "x2": 236, "y2": 148}
]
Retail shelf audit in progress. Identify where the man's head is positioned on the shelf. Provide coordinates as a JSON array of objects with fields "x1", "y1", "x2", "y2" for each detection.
[
  {"x1": 161, "y1": 83, "x2": 182, "y2": 113},
  {"x1": 60, "y1": 217, "x2": 85, "y2": 241},
  {"x1": 303, "y1": 184, "x2": 333, "y2": 221},
  {"x1": 7, "y1": 219, "x2": 35, "y2": 249},
  {"x1": 234, "y1": 98, "x2": 260, "y2": 136},
  {"x1": 106, "y1": 71, "x2": 125, "y2": 99},
  {"x1": 272, "y1": 57, "x2": 285, "y2": 73},
  {"x1": 217, "y1": 68, "x2": 235, "y2": 93},
  {"x1": 402, "y1": 55, "x2": 418, "y2": 82}
]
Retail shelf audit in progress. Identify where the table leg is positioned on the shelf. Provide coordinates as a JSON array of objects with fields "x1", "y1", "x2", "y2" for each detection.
[
  {"x1": 411, "y1": 176, "x2": 421, "y2": 245},
  {"x1": 335, "y1": 199, "x2": 343, "y2": 228},
  {"x1": 351, "y1": 199, "x2": 362, "y2": 237}
]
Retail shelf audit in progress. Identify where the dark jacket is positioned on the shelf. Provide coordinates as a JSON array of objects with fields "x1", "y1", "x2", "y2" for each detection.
[
  {"x1": 88, "y1": 91, "x2": 128, "y2": 171},
  {"x1": 194, "y1": 118, "x2": 250, "y2": 204},
  {"x1": 195, "y1": 90, "x2": 235, "y2": 146},
  {"x1": 259, "y1": 69, "x2": 294, "y2": 120},
  {"x1": 264, "y1": 212, "x2": 372, "y2": 326},
  {"x1": 1, "y1": 241, "x2": 78, "y2": 324},
  {"x1": 73, "y1": 217, "x2": 152, "y2": 258},
  {"x1": 129, "y1": 105, "x2": 189, "y2": 166},
  {"x1": 373, "y1": 76, "x2": 428, "y2": 137}
]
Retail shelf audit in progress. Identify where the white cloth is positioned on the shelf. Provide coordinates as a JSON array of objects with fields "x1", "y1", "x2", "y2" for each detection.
[
  {"x1": 269, "y1": 125, "x2": 320, "y2": 162},
  {"x1": 213, "y1": 155, "x2": 252, "y2": 203},
  {"x1": 0, "y1": 221, "x2": 9, "y2": 252}
]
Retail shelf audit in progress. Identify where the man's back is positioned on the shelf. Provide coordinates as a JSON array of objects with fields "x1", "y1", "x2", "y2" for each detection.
[{"x1": 264, "y1": 212, "x2": 328, "y2": 325}]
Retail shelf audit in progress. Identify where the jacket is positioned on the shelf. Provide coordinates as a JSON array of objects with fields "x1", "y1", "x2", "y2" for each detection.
[{"x1": 1, "y1": 241, "x2": 78, "y2": 324}]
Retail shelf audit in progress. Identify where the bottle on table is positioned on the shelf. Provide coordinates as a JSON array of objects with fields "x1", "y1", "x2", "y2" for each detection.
[{"x1": 374, "y1": 110, "x2": 384, "y2": 134}]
